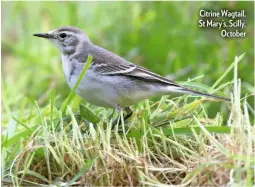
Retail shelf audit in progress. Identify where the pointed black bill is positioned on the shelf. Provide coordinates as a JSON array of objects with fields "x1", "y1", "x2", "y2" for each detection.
[{"x1": 33, "y1": 33, "x2": 50, "y2": 39}]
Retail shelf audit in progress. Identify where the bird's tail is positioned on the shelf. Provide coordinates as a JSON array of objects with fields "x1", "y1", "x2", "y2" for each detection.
[{"x1": 175, "y1": 87, "x2": 230, "y2": 101}]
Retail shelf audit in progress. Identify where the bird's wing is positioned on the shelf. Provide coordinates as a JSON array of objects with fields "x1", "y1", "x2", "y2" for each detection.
[
  {"x1": 91, "y1": 62, "x2": 181, "y2": 87},
  {"x1": 91, "y1": 63, "x2": 137, "y2": 75},
  {"x1": 90, "y1": 57, "x2": 230, "y2": 101}
]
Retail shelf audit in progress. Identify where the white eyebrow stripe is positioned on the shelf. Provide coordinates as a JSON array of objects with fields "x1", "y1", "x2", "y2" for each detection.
[{"x1": 59, "y1": 31, "x2": 75, "y2": 35}]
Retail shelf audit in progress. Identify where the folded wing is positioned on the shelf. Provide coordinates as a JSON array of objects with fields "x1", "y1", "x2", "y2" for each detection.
[{"x1": 92, "y1": 62, "x2": 181, "y2": 88}]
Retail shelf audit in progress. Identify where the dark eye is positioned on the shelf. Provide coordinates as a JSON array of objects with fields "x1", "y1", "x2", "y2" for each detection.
[{"x1": 59, "y1": 33, "x2": 67, "y2": 38}]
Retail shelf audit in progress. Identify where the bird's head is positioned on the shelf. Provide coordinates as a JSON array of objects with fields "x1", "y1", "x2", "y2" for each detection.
[{"x1": 33, "y1": 26, "x2": 92, "y2": 55}]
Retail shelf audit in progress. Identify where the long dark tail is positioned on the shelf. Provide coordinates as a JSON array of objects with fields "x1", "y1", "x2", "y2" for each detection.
[{"x1": 178, "y1": 87, "x2": 230, "y2": 101}]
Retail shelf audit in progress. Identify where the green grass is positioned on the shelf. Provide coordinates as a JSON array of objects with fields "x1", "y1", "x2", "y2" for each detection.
[{"x1": 1, "y1": 1, "x2": 254, "y2": 186}]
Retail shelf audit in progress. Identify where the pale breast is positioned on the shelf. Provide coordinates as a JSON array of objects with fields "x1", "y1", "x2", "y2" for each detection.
[
  {"x1": 61, "y1": 58, "x2": 118, "y2": 108},
  {"x1": 61, "y1": 55, "x2": 73, "y2": 82}
]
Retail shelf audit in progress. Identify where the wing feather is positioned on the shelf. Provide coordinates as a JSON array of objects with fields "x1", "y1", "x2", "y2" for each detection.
[
  {"x1": 92, "y1": 62, "x2": 181, "y2": 87},
  {"x1": 92, "y1": 63, "x2": 136, "y2": 75}
]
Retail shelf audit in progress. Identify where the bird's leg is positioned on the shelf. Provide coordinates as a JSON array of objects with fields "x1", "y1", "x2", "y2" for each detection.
[
  {"x1": 112, "y1": 106, "x2": 133, "y2": 127},
  {"x1": 112, "y1": 104, "x2": 122, "y2": 127}
]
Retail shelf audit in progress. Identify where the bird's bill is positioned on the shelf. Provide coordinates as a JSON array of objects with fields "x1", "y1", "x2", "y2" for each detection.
[{"x1": 33, "y1": 33, "x2": 51, "y2": 39}]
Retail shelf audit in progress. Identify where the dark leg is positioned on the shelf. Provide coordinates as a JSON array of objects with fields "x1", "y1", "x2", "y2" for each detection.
[{"x1": 112, "y1": 107, "x2": 133, "y2": 127}]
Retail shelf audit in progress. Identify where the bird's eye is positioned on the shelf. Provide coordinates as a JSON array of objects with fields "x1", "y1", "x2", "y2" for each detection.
[{"x1": 59, "y1": 33, "x2": 67, "y2": 38}]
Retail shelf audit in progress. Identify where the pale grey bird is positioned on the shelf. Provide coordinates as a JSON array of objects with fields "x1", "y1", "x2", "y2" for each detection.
[{"x1": 33, "y1": 26, "x2": 229, "y2": 121}]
